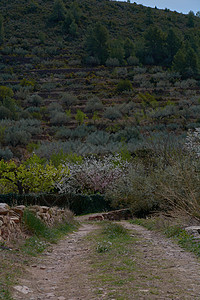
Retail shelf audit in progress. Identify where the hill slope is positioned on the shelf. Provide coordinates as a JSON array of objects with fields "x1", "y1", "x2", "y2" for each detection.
[{"x1": 0, "y1": 0, "x2": 200, "y2": 160}]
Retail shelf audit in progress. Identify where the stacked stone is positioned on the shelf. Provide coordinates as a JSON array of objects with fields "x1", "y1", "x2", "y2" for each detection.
[
  {"x1": 0, "y1": 203, "x2": 73, "y2": 243},
  {"x1": 0, "y1": 203, "x2": 24, "y2": 243}
]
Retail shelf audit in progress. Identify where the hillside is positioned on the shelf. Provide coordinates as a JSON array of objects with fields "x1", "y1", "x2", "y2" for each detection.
[{"x1": 0, "y1": 0, "x2": 200, "y2": 160}]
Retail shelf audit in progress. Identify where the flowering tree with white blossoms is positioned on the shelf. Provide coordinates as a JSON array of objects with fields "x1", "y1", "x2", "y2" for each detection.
[
  {"x1": 185, "y1": 128, "x2": 200, "y2": 157},
  {"x1": 55, "y1": 154, "x2": 130, "y2": 194}
]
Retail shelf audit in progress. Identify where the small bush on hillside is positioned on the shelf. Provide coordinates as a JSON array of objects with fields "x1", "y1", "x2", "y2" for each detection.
[
  {"x1": 16, "y1": 87, "x2": 30, "y2": 100},
  {"x1": 48, "y1": 103, "x2": 64, "y2": 117},
  {"x1": 4, "y1": 128, "x2": 31, "y2": 146},
  {"x1": 85, "y1": 96, "x2": 103, "y2": 112},
  {"x1": 85, "y1": 56, "x2": 100, "y2": 66},
  {"x1": 0, "y1": 148, "x2": 13, "y2": 160},
  {"x1": 27, "y1": 94, "x2": 43, "y2": 107},
  {"x1": 106, "y1": 58, "x2": 120, "y2": 67},
  {"x1": 60, "y1": 92, "x2": 78, "y2": 108},
  {"x1": 86, "y1": 131, "x2": 111, "y2": 146},
  {"x1": 41, "y1": 82, "x2": 57, "y2": 91},
  {"x1": 127, "y1": 56, "x2": 139, "y2": 66},
  {"x1": 103, "y1": 107, "x2": 122, "y2": 121},
  {"x1": 75, "y1": 110, "x2": 87, "y2": 125},
  {"x1": 116, "y1": 79, "x2": 133, "y2": 93},
  {"x1": 50, "y1": 112, "x2": 70, "y2": 125},
  {"x1": 0, "y1": 106, "x2": 13, "y2": 119}
]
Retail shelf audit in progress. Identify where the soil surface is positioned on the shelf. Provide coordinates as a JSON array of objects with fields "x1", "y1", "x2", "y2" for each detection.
[{"x1": 12, "y1": 219, "x2": 200, "y2": 300}]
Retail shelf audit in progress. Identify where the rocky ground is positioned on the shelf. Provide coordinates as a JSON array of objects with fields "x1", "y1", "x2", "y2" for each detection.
[{"x1": 11, "y1": 216, "x2": 200, "y2": 300}]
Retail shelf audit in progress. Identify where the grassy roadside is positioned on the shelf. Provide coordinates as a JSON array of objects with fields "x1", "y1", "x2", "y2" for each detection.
[
  {"x1": 131, "y1": 217, "x2": 200, "y2": 257},
  {"x1": 0, "y1": 209, "x2": 78, "y2": 300}
]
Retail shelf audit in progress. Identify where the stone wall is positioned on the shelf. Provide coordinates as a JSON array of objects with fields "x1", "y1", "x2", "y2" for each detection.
[
  {"x1": 88, "y1": 208, "x2": 132, "y2": 221},
  {"x1": 0, "y1": 203, "x2": 73, "y2": 244}
]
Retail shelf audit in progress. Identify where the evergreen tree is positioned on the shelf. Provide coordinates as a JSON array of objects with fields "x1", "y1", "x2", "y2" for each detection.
[
  {"x1": 172, "y1": 44, "x2": 199, "y2": 77},
  {"x1": 85, "y1": 23, "x2": 109, "y2": 64},
  {"x1": 69, "y1": 20, "x2": 78, "y2": 37},
  {"x1": 187, "y1": 11, "x2": 195, "y2": 28},
  {"x1": 145, "y1": 7, "x2": 153, "y2": 25},
  {"x1": 144, "y1": 26, "x2": 166, "y2": 65},
  {"x1": 110, "y1": 39, "x2": 124, "y2": 64},
  {"x1": 172, "y1": 47, "x2": 186, "y2": 75},
  {"x1": 70, "y1": 2, "x2": 82, "y2": 24},
  {"x1": 0, "y1": 15, "x2": 4, "y2": 45},
  {"x1": 124, "y1": 38, "x2": 135, "y2": 59},
  {"x1": 50, "y1": 0, "x2": 66, "y2": 23},
  {"x1": 166, "y1": 29, "x2": 182, "y2": 65},
  {"x1": 62, "y1": 12, "x2": 73, "y2": 33}
]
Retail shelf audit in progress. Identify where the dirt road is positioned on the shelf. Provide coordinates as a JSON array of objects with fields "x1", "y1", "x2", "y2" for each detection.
[{"x1": 12, "y1": 220, "x2": 200, "y2": 300}]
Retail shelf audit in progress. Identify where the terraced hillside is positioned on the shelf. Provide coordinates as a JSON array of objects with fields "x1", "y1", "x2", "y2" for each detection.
[{"x1": 0, "y1": 0, "x2": 200, "y2": 160}]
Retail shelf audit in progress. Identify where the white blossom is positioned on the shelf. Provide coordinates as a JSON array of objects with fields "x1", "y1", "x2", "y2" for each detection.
[{"x1": 55, "y1": 154, "x2": 130, "y2": 194}]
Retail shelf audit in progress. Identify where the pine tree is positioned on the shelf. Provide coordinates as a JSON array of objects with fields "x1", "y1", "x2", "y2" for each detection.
[
  {"x1": 187, "y1": 11, "x2": 195, "y2": 28},
  {"x1": 124, "y1": 38, "x2": 135, "y2": 59},
  {"x1": 172, "y1": 47, "x2": 187, "y2": 74},
  {"x1": 166, "y1": 29, "x2": 182, "y2": 64},
  {"x1": 0, "y1": 15, "x2": 4, "y2": 45},
  {"x1": 144, "y1": 26, "x2": 166, "y2": 65},
  {"x1": 110, "y1": 39, "x2": 124, "y2": 64},
  {"x1": 85, "y1": 23, "x2": 109, "y2": 64},
  {"x1": 50, "y1": 0, "x2": 66, "y2": 23},
  {"x1": 172, "y1": 44, "x2": 199, "y2": 77},
  {"x1": 69, "y1": 21, "x2": 78, "y2": 37}
]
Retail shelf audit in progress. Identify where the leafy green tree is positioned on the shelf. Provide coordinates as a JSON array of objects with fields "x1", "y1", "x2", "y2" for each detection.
[
  {"x1": 0, "y1": 154, "x2": 68, "y2": 194},
  {"x1": 0, "y1": 15, "x2": 4, "y2": 45},
  {"x1": 85, "y1": 22, "x2": 109, "y2": 64},
  {"x1": 50, "y1": 0, "x2": 66, "y2": 23}
]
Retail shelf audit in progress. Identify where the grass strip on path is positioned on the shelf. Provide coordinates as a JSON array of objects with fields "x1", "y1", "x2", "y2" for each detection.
[{"x1": 87, "y1": 220, "x2": 200, "y2": 299}]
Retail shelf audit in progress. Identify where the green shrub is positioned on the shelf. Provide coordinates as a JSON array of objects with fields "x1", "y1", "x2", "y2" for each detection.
[
  {"x1": 105, "y1": 58, "x2": 120, "y2": 67},
  {"x1": 116, "y1": 79, "x2": 133, "y2": 93},
  {"x1": 103, "y1": 107, "x2": 122, "y2": 121},
  {"x1": 0, "y1": 148, "x2": 13, "y2": 160},
  {"x1": 0, "y1": 106, "x2": 13, "y2": 120},
  {"x1": 27, "y1": 94, "x2": 43, "y2": 107},
  {"x1": 60, "y1": 92, "x2": 78, "y2": 108},
  {"x1": 105, "y1": 163, "x2": 161, "y2": 217},
  {"x1": 127, "y1": 56, "x2": 139, "y2": 66},
  {"x1": 75, "y1": 109, "x2": 87, "y2": 125},
  {"x1": 4, "y1": 128, "x2": 31, "y2": 146},
  {"x1": 85, "y1": 96, "x2": 103, "y2": 112},
  {"x1": 50, "y1": 112, "x2": 70, "y2": 125}
]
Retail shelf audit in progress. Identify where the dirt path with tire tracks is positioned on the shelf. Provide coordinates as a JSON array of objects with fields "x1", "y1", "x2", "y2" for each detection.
[{"x1": 12, "y1": 219, "x2": 200, "y2": 300}]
